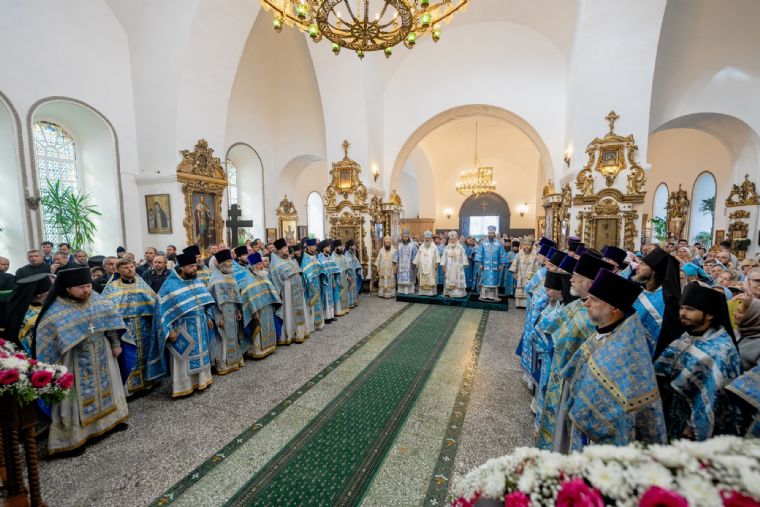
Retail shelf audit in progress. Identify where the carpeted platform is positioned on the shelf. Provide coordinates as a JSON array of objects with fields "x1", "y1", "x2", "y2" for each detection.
[{"x1": 395, "y1": 292, "x2": 509, "y2": 311}]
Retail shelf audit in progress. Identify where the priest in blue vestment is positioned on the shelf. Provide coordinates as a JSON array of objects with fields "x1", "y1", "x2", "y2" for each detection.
[
  {"x1": 241, "y1": 252, "x2": 282, "y2": 358},
  {"x1": 331, "y1": 239, "x2": 351, "y2": 315},
  {"x1": 35, "y1": 267, "x2": 130, "y2": 455},
  {"x1": 333, "y1": 240, "x2": 356, "y2": 309},
  {"x1": 601, "y1": 245, "x2": 631, "y2": 278},
  {"x1": 463, "y1": 237, "x2": 476, "y2": 291},
  {"x1": 725, "y1": 364, "x2": 760, "y2": 437},
  {"x1": 346, "y1": 240, "x2": 363, "y2": 303},
  {"x1": 537, "y1": 253, "x2": 613, "y2": 450},
  {"x1": 301, "y1": 238, "x2": 325, "y2": 331},
  {"x1": 655, "y1": 282, "x2": 740, "y2": 441},
  {"x1": 318, "y1": 240, "x2": 339, "y2": 321},
  {"x1": 501, "y1": 240, "x2": 518, "y2": 297},
  {"x1": 475, "y1": 225, "x2": 508, "y2": 301},
  {"x1": 207, "y1": 249, "x2": 245, "y2": 375},
  {"x1": 532, "y1": 271, "x2": 565, "y2": 429},
  {"x1": 270, "y1": 238, "x2": 310, "y2": 344},
  {"x1": 435, "y1": 236, "x2": 446, "y2": 290},
  {"x1": 632, "y1": 247, "x2": 683, "y2": 358},
  {"x1": 561, "y1": 269, "x2": 667, "y2": 452},
  {"x1": 394, "y1": 230, "x2": 417, "y2": 295},
  {"x1": 102, "y1": 258, "x2": 163, "y2": 395},
  {"x1": 157, "y1": 252, "x2": 215, "y2": 398},
  {"x1": 183, "y1": 245, "x2": 212, "y2": 286}
]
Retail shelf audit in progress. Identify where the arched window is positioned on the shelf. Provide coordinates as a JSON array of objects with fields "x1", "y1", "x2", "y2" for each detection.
[
  {"x1": 307, "y1": 191, "x2": 325, "y2": 240},
  {"x1": 653, "y1": 183, "x2": 668, "y2": 221},
  {"x1": 226, "y1": 158, "x2": 238, "y2": 206},
  {"x1": 33, "y1": 120, "x2": 78, "y2": 241},
  {"x1": 689, "y1": 172, "x2": 716, "y2": 245}
]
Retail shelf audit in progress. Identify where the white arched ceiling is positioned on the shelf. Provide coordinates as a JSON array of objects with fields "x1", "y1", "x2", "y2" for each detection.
[
  {"x1": 396, "y1": 114, "x2": 542, "y2": 232},
  {"x1": 384, "y1": 23, "x2": 566, "y2": 188},
  {"x1": 0, "y1": 92, "x2": 27, "y2": 269},
  {"x1": 30, "y1": 98, "x2": 125, "y2": 254},
  {"x1": 277, "y1": 155, "x2": 328, "y2": 228},
  {"x1": 650, "y1": 0, "x2": 760, "y2": 148}
]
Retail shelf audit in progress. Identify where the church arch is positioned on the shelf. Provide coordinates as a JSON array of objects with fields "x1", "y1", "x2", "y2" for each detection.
[
  {"x1": 27, "y1": 97, "x2": 125, "y2": 253},
  {"x1": 306, "y1": 191, "x2": 325, "y2": 240},
  {"x1": 652, "y1": 183, "x2": 669, "y2": 222},
  {"x1": 0, "y1": 90, "x2": 30, "y2": 268},
  {"x1": 689, "y1": 171, "x2": 716, "y2": 245},
  {"x1": 458, "y1": 192, "x2": 511, "y2": 237},
  {"x1": 226, "y1": 142, "x2": 265, "y2": 240}
]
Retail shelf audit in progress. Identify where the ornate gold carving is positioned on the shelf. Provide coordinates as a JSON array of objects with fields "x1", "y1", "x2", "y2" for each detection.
[
  {"x1": 730, "y1": 210, "x2": 751, "y2": 220},
  {"x1": 594, "y1": 197, "x2": 620, "y2": 216},
  {"x1": 177, "y1": 139, "x2": 227, "y2": 254},
  {"x1": 626, "y1": 165, "x2": 646, "y2": 195},
  {"x1": 576, "y1": 164, "x2": 595, "y2": 197},
  {"x1": 389, "y1": 189, "x2": 402, "y2": 206},
  {"x1": 623, "y1": 210, "x2": 639, "y2": 252},
  {"x1": 542, "y1": 180, "x2": 555, "y2": 197},
  {"x1": 666, "y1": 184, "x2": 689, "y2": 240},
  {"x1": 729, "y1": 220, "x2": 750, "y2": 240},
  {"x1": 327, "y1": 140, "x2": 363, "y2": 202},
  {"x1": 726, "y1": 174, "x2": 760, "y2": 207},
  {"x1": 275, "y1": 195, "x2": 298, "y2": 242}
]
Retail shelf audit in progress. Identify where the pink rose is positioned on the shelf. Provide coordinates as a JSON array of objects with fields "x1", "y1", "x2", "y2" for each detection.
[
  {"x1": 722, "y1": 491, "x2": 760, "y2": 507},
  {"x1": 556, "y1": 478, "x2": 605, "y2": 507},
  {"x1": 640, "y1": 486, "x2": 688, "y2": 507},
  {"x1": 0, "y1": 351, "x2": 7, "y2": 358},
  {"x1": 30, "y1": 370, "x2": 53, "y2": 388},
  {"x1": 453, "y1": 493, "x2": 482, "y2": 507},
  {"x1": 29, "y1": 359, "x2": 38, "y2": 366},
  {"x1": 0, "y1": 369, "x2": 20, "y2": 385},
  {"x1": 14, "y1": 353, "x2": 26, "y2": 359},
  {"x1": 55, "y1": 372, "x2": 75, "y2": 389},
  {"x1": 0, "y1": 338, "x2": 6, "y2": 346},
  {"x1": 505, "y1": 491, "x2": 531, "y2": 507}
]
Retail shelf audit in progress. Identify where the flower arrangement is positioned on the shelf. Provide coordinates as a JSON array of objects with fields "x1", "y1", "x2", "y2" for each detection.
[
  {"x1": 451, "y1": 437, "x2": 760, "y2": 507},
  {"x1": 0, "y1": 338, "x2": 74, "y2": 404}
]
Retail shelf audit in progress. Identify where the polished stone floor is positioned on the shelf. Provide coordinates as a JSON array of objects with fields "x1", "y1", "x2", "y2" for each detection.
[{"x1": 38, "y1": 297, "x2": 531, "y2": 507}]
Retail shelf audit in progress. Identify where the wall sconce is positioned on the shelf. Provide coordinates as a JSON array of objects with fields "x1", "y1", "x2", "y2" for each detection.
[
  {"x1": 443, "y1": 207, "x2": 453, "y2": 219},
  {"x1": 372, "y1": 164, "x2": 380, "y2": 182},
  {"x1": 564, "y1": 151, "x2": 571, "y2": 167},
  {"x1": 518, "y1": 202, "x2": 529, "y2": 217}
]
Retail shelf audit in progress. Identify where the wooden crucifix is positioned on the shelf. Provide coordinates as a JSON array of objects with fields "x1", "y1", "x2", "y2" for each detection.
[{"x1": 227, "y1": 204, "x2": 253, "y2": 245}]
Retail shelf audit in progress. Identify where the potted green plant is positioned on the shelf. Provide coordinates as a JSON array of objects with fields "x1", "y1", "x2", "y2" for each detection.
[{"x1": 41, "y1": 179, "x2": 101, "y2": 251}]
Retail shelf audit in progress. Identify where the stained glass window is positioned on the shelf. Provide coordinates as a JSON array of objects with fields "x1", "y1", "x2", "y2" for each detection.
[
  {"x1": 226, "y1": 159, "x2": 238, "y2": 206},
  {"x1": 33, "y1": 121, "x2": 78, "y2": 241}
]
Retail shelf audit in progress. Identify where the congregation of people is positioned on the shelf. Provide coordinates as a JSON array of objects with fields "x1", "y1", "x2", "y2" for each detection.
[
  {"x1": 0, "y1": 236, "x2": 363, "y2": 456},
  {"x1": 514, "y1": 234, "x2": 760, "y2": 452}
]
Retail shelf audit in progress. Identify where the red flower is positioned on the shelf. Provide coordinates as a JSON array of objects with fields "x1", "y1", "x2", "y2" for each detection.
[
  {"x1": 640, "y1": 486, "x2": 688, "y2": 507},
  {"x1": 14, "y1": 353, "x2": 26, "y2": 359},
  {"x1": 556, "y1": 478, "x2": 605, "y2": 507},
  {"x1": 0, "y1": 369, "x2": 20, "y2": 385},
  {"x1": 29, "y1": 359, "x2": 38, "y2": 366},
  {"x1": 30, "y1": 370, "x2": 53, "y2": 388},
  {"x1": 0, "y1": 338, "x2": 5, "y2": 346},
  {"x1": 0, "y1": 351, "x2": 7, "y2": 358},
  {"x1": 505, "y1": 491, "x2": 531, "y2": 507},
  {"x1": 722, "y1": 491, "x2": 760, "y2": 507},
  {"x1": 453, "y1": 492, "x2": 482, "y2": 507},
  {"x1": 55, "y1": 372, "x2": 75, "y2": 389}
]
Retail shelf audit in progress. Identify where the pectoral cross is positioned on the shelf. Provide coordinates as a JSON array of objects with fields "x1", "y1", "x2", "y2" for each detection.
[
  {"x1": 88, "y1": 324, "x2": 95, "y2": 334},
  {"x1": 227, "y1": 204, "x2": 253, "y2": 244}
]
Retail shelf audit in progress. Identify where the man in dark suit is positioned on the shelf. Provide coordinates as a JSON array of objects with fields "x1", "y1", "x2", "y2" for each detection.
[{"x1": 15, "y1": 250, "x2": 51, "y2": 279}]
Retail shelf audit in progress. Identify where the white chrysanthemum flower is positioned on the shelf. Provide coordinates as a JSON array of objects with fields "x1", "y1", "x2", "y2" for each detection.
[
  {"x1": 628, "y1": 461, "x2": 673, "y2": 489},
  {"x1": 678, "y1": 474, "x2": 721, "y2": 507},
  {"x1": 517, "y1": 468, "x2": 536, "y2": 492},
  {"x1": 648, "y1": 445, "x2": 697, "y2": 470},
  {"x1": 1, "y1": 355, "x2": 29, "y2": 373},
  {"x1": 481, "y1": 468, "x2": 507, "y2": 497},
  {"x1": 739, "y1": 466, "x2": 760, "y2": 499},
  {"x1": 586, "y1": 461, "x2": 630, "y2": 499},
  {"x1": 583, "y1": 444, "x2": 641, "y2": 463}
]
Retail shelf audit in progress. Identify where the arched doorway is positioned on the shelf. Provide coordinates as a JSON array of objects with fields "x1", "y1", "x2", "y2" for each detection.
[{"x1": 459, "y1": 192, "x2": 510, "y2": 237}]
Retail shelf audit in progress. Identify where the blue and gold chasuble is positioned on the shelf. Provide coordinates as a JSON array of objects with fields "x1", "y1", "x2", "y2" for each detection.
[
  {"x1": 474, "y1": 239, "x2": 507, "y2": 288},
  {"x1": 464, "y1": 244, "x2": 475, "y2": 289},
  {"x1": 19, "y1": 304, "x2": 42, "y2": 356},
  {"x1": 533, "y1": 300, "x2": 564, "y2": 428},
  {"x1": 633, "y1": 287, "x2": 665, "y2": 356},
  {"x1": 726, "y1": 365, "x2": 760, "y2": 437},
  {"x1": 36, "y1": 293, "x2": 128, "y2": 428},
  {"x1": 393, "y1": 242, "x2": 417, "y2": 288},
  {"x1": 301, "y1": 253, "x2": 325, "y2": 327},
  {"x1": 537, "y1": 300, "x2": 595, "y2": 449},
  {"x1": 157, "y1": 270, "x2": 215, "y2": 377},
  {"x1": 524, "y1": 266, "x2": 547, "y2": 314},
  {"x1": 516, "y1": 287, "x2": 549, "y2": 378},
  {"x1": 561, "y1": 314, "x2": 667, "y2": 450},
  {"x1": 102, "y1": 277, "x2": 163, "y2": 392},
  {"x1": 319, "y1": 252, "x2": 341, "y2": 316},
  {"x1": 270, "y1": 255, "x2": 309, "y2": 343},
  {"x1": 654, "y1": 327, "x2": 740, "y2": 441},
  {"x1": 234, "y1": 263, "x2": 280, "y2": 358},
  {"x1": 196, "y1": 265, "x2": 212, "y2": 286},
  {"x1": 502, "y1": 250, "x2": 516, "y2": 296},
  {"x1": 207, "y1": 269, "x2": 244, "y2": 374},
  {"x1": 346, "y1": 250, "x2": 363, "y2": 301},
  {"x1": 331, "y1": 252, "x2": 351, "y2": 315}
]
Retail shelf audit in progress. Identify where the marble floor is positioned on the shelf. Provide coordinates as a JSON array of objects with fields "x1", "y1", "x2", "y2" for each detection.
[{"x1": 38, "y1": 297, "x2": 532, "y2": 507}]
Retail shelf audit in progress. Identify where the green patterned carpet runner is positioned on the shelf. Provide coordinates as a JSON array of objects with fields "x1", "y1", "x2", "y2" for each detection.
[{"x1": 225, "y1": 306, "x2": 464, "y2": 507}]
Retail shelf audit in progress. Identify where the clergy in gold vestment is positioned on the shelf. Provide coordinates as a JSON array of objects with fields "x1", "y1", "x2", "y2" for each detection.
[
  {"x1": 511, "y1": 238, "x2": 540, "y2": 309},
  {"x1": 375, "y1": 236, "x2": 397, "y2": 299},
  {"x1": 441, "y1": 231, "x2": 468, "y2": 298},
  {"x1": 413, "y1": 230, "x2": 440, "y2": 296}
]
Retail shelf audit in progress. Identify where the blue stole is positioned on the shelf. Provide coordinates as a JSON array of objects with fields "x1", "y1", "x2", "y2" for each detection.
[
  {"x1": 562, "y1": 314, "x2": 667, "y2": 448},
  {"x1": 726, "y1": 365, "x2": 760, "y2": 437},
  {"x1": 525, "y1": 266, "x2": 547, "y2": 314},
  {"x1": 346, "y1": 250, "x2": 363, "y2": 298},
  {"x1": 655, "y1": 327, "x2": 740, "y2": 440},
  {"x1": 157, "y1": 270, "x2": 214, "y2": 374},
  {"x1": 319, "y1": 252, "x2": 341, "y2": 310},
  {"x1": 331, "y1": 252, "x2": 349, "y2": 311},
  {"x1": 269, "y1": 255, "x2": 301, "y2": 319},
  {"x1": 208, "y1": 269, "x2": 243, "y2": 306},
  {"x1": 533, "y1": 301, "x2": 563, "y2": 427},
  {"x1": 502, "y1": 250, "x2": 516, "y2": 295},
  {"x1": 633, "y1": 287, "x2": 665, "y2": 356},
  {"x1": 102, "y1": 277, "x2": 162, "y2": 383},
  {"x1": 475, "y1": 240, "x2": 507, "y2": 288},
  {"x1": 517, "y1": 287, "x2": 549, "y2": 376}
]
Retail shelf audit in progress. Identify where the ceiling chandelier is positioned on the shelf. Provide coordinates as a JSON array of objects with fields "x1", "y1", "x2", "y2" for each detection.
[
  {"x1": 456, "y1": 122, "x2": 496, "y2": 197},
  {"x1": 260, "y1": 0, "x2": 469, "y2": 59}
]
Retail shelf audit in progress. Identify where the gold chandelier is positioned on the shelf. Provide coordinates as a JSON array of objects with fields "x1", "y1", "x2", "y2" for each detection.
[
  {"x1": 456, "y1": 122, "x2": 496, "y2": 197},
  {"x1": 260, "y1": 0, "x2": 469, "y2": 59}
]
